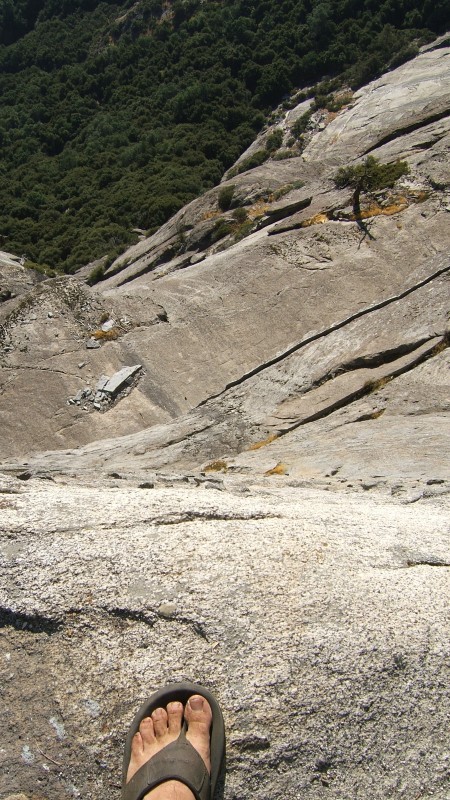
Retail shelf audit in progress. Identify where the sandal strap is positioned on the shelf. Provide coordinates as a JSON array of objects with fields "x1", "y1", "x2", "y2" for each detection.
[{"x1": 122, "y1": 734, "x2": 210, "y2": 800}]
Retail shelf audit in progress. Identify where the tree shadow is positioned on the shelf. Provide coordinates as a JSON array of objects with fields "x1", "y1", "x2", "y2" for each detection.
[{"x1": 353, "y1": 187, "x2": 376, "y2": 246}]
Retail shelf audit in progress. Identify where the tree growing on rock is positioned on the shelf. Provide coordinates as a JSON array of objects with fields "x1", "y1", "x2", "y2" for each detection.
[{"x1": 334, "y1": 155, "x2": 409, "y2": 214}]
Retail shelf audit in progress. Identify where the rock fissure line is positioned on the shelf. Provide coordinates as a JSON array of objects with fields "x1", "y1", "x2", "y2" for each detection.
[
  {"x1": 4, "y1": 605, "x2": 211, "y2": 639},
  {"x1": 155, "y1": 613, "x2": 209, "y2": 640},
  {"x1": 0, "y1": 607, "x2": 62, "y2": 634},
  {"x1": 0, "y1": 510, "x2": 272, "y2": 536},
  {"x1": 197, "y1": 262, "x2": 450, "y2": 408},
  {"x1": 115, "y1": 243, "x2": 179, "y2": 287},
  {"x1": 257, "y1": 197, "x2": 313, "y2": 229},
  {"x1": 153, "y1": 510, "x2": 277, "y2": 525},
  {"x1": 0, "y1": 364, "x2": 83, "y2": 378},
  {"x1": 310, "y1": 337, "x2": 433, "y2": 388},
  {"x1": 363, "y1": 109, "x2": 450, "y2": 155},
  {"x1": 100, "y1": 607, "x2": 157, "y2": 626},
  {"x1": 272, "y1": 335, "x2": 448, "y2": 435},
  {"x1": 163, "y1": 421, "x2": 216, "y2": 447},
  {"x1": 55, "y1": 419, "x2": 89, "y2": 437}
]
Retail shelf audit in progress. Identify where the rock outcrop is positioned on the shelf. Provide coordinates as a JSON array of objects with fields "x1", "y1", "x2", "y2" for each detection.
[{"x1": 1, "y1": 475, "x2": 449, "y2": 800}]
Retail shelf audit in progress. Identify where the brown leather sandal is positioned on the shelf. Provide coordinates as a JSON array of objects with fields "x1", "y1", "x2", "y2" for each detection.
[{"x1": 122, "y1": 682, "x2": 225, "y2": 800}]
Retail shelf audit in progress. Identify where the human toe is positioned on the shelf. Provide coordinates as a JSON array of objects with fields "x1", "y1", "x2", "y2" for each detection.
[
  {"x1": 167, "y1": 701, "x2": 184, "y2": 734},
  {"x1": 139, "y1": 716, "x2": 155, "y2": 745},
  {"x1": 151, "y1": 706, "x2": 169, "y2": 738},
  {"x1": 185, "y1": 695, "x2": 212, "y2": 725}
]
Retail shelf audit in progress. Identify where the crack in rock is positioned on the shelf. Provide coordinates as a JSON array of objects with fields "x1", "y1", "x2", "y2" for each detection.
[
  {"x1": 271, "y1": 334, "x2": 448, "y2": 435},
  {"x1": 1, "y1": 364, "x2": 82, "y2": 378},
  {"x1": 153, "y1": 510, "x2": 278, "y2": 525},
  {"x1": 0, "y1": 608, "x2": 62, "y2": 634},
  {"x1": 116, "y1": 243, "x2": 179, "y2": 287},
  {"x1": 0, "y1": 606, "x2": 210, "y2": 637},
  {"x1": 100, "y1": 607, "x2": 157, "y2": 626},
  {"x1": 196, "y1": 260, "x2": 450, "y2": 407},
  {"x1": 363, "y1": 109, "x2": 450, "y2": 154}
]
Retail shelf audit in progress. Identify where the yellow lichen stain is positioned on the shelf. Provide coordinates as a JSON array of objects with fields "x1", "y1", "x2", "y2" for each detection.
[
  {"x1": 264, "y1": 462, "x2": 288, "y2": 477},
  {"x1": 202, "y1": 200, "x2": 270, "y2": 223},
  {"x1": 352, "y1": 189, "x2": 429, "y2": 221},
  {"x1": 203, "y1": 460, "x2": 228, "y2": 473},
  {"x1": 380, "y1": 200, "x2": 409, "y2": 215},
  {"x1": 370, "y1": 408, "x2": 385, "y2": 419},
  {"x1": 248, "y1": 433, "x2": 279, "y2": 450}
]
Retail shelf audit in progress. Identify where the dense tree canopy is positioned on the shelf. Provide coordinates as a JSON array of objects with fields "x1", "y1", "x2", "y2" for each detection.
[{"x1": 0, "y1": 0, "x2": 445, "y2": 272}]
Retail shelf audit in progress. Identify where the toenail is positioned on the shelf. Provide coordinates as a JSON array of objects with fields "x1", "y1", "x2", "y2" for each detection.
[
  {"x1": 168, "y1": 701, "x2": 183, "y2": 712},
  {"x1": 152, "y1": 707, "x2": 164, "y2": 718},
  {"x1": 188, "y1": 695, "x2": 204, "y2": 710}
]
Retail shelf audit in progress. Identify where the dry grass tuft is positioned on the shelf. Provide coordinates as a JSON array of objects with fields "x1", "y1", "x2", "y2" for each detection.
[
  {"x1": 247, "y1": 200, "x2": 271, "y2": 220},
  {"x1": 354, "y1": 201, "x2": 408, "y2": 219},
  {"x1": 203, "y1": 460, "x2": 228, "y2": 473},
  {"x1": 428, "y1": 336, "x2": 449, "y2": 357},
  {"x1": 300, "y1": 212, "x2": 329, "y2": 227},
  {"x1": 409, "y1": 190, "x2": 429, "y2": 202},
  {"x1": 248, "y1": 433, "x2": 279, "y2": 450},
  {"x1": 264, "y1": 462, "x2": 288, "y2": 476},
  {"x1": 363, "y1": 375, "x2": 393, "y2": 394},
  {"x1": 91, "y1": 327, "x2": 121, "y2": 341}
]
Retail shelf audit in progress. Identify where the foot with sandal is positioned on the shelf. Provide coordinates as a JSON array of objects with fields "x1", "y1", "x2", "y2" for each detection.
[{"x1": 122, "y1": 683, "x2": 225, "y2": 800}]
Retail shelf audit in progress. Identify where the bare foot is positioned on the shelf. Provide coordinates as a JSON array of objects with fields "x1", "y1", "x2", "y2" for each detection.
[{"x1": 126, "y1": 695, "x2": 212, "y2": 800}]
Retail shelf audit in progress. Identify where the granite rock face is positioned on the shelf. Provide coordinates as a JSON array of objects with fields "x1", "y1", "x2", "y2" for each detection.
[
  {"x1": 0, "y1": 39, "x2": 449, "y2": 800},
  {"x1": 1, "y1": 41, "x2": 449, "y2": 469},
  {"x1": 1, "y1": 477, "x2": 449, "y2": 800}
]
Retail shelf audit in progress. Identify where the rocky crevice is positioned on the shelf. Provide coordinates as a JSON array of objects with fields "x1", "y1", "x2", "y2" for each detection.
[
  {"x1": 363, "y1": 109, "x2": 450, "y2": 155},
  {"x1": 0, "y1": 604, "x2": 212, "y2": 641},
  {"x1": 311, "y1": 338, "x2": 435, "y2": 383},
  {"x1": 153, "y1": 510, "x2": 278, "y2": 525},
  {"x1": 0, "y1": 608, "x2": 62, "y2": 634},
  {"x1": 115, "y1": 242, "x2": 182, "y2": 287},
  {"x1": 269, "y1": 334, "x2": 448, "y2": 435},
  {"x1": 197, "y1": 260, "x2": 450, "y2": 408}
]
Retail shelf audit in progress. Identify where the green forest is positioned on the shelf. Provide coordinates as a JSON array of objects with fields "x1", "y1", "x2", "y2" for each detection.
[{"x1": 0, "y1": 0, "x2": 447, "y2": 273}]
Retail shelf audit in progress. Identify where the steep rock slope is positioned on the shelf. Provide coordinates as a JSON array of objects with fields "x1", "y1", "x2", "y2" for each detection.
[{"x1": 0, "y1": 40, "x2": 449, "y2": 484}]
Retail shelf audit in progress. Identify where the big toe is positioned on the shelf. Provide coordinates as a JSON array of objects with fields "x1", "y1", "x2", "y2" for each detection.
[
  {"x1": 185, "y1": 695, "x2": 212, "y2": 727},
  {"x1": 185, "y1": 695, "x2": 212, "y2": 774}
]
